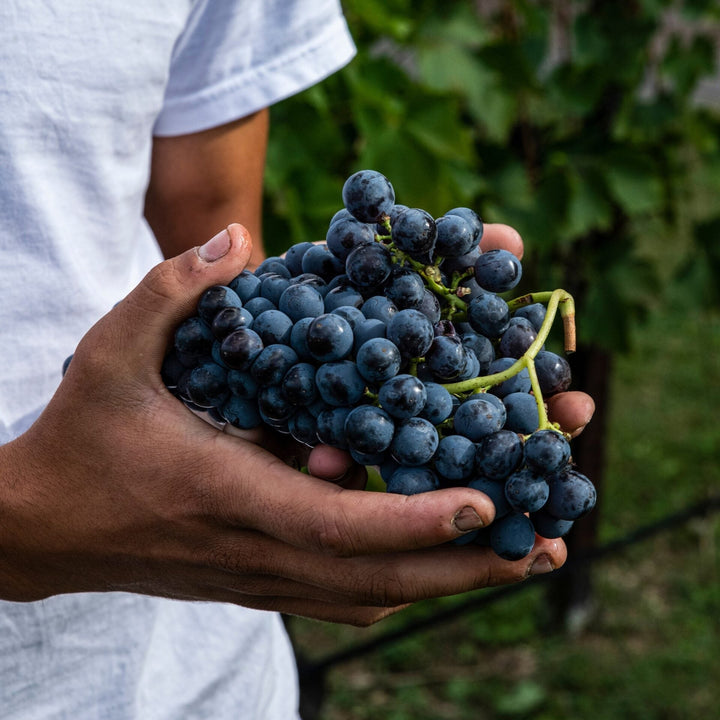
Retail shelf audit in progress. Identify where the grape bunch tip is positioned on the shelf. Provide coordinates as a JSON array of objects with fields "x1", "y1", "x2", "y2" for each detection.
[{"x1": 67, "y1": 168, "x2": 596, "y2": 562}]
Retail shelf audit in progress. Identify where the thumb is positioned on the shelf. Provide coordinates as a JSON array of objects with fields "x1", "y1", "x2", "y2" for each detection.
[{"x1": 111, "y1": 224, "x2": 253, "y2": 371}]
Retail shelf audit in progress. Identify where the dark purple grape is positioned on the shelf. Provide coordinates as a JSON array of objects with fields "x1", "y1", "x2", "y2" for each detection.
[
  {"x1": 355, "y1": 337, "x2": 401, "y2": 384},
  {"x1": 453, "y1": 395, "x2": 506, "y2": 441},
  {"x1": 387, "y1": 309, "x2": 434, "y2": 359},
  {"x1": 315, "y1": 361, "x2": 366, "y2": 407},
  {"x1": 344, "y1": 405, "x2": 395, "y2": 455},
  {"x1": 434, "y1": 214, "x2": 476, "y2": 258},
  {"x1": 490, "y1": 512, "x2": 535, "y2": 560},
  {"x1": 535, "y1": 350, "x2": 572, "y2": 395},
  {"x1": 545, "y1": 468, "x2": 596, "y2": 520},
  {"x1": 278, "y1": 283, "x2": 325, "y2": 321},
  {"x1": 503, "y1": 391, "x2": 540, "y2": 434},
  {"x1": 306, "y1": 313, "x2": 354, "y2": 362},
  {"x1": 467, "y1": 292, "x2": 510, "y2": 338},
  {"x1": 524, "y1": 429, "x2": 571, "y2": 474},
  {"x1": 476, "y1": 430, "x2": 525, "y2": 481},
  {"x1": 219, "y1": 328, "x2": 264, "y2": 371},
  {"x1": 504, "y1": 468, "x2": 550, "y2": 513},
  {"x1": 386, "y1": 466, "x2": 439, "y2": 495},
  {"x1": 474, "y1": 249, "x2": 522, "y2": 293},
  {"x1": 342, "y1": 169, "x2": 395, "y2": 223},
  {"x1": 378, "y1": 374, "x2": 427, "y2": 419},
  {"x1": 434, "y1": 435, "x2": 476, "y2": 481},
  {"x1": 390, "y1": 417, "x2": 439, "y2": 466},
  {"x1": 345, "y1": 242, "x2": 393, "y2": 287},
  {"x1": 391, "y1": 208, "x2": 437, "y2": 257},
  {"x1": 498, "y1": 317, "x2": 537, "y2": 358}
]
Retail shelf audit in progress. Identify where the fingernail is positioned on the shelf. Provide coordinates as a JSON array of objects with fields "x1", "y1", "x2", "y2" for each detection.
[
  {"x1": 528, "y1": 554, "x2": 555, "y2": 576},
  {"x1": 198, "y1": 228, "x2": 231, "y2": 263},
  {"x1": 453, "y1": 506, "x2": 484, "y2": 532}
]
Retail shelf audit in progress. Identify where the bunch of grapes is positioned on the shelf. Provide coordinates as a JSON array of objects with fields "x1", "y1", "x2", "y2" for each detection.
[{"x1": 162, "y1": 170, "x2": 596, "y2": 561}]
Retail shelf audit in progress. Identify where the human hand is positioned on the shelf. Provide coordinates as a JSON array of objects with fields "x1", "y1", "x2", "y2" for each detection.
[{"x1": 0, "y1": 224, "x2": 578, "y2": 625}]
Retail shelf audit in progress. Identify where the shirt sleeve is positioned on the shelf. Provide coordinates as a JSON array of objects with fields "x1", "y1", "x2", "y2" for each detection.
[{"x1": 152, "y1": 0, "x2": 356, "y2": 136}]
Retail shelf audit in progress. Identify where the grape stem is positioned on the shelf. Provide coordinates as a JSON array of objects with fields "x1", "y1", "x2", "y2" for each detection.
[{"x1": 441, "y1": 288, "x2": 575, "y2": 432}]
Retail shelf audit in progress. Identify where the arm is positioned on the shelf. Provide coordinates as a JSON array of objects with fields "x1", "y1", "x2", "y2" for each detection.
[{"x1": 144, "y1": 109, "x2": 269, "y2": 269}]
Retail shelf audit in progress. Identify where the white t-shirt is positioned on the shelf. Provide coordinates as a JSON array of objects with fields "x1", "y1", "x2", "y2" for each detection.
[{"x1": 0, "y1": 1, "x2": 355, "y2": 717}]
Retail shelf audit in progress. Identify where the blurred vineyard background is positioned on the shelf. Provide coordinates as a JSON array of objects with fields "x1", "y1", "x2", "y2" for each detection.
[{"x1": 263, "y1": 1, "x2": 720, "y2": 718}]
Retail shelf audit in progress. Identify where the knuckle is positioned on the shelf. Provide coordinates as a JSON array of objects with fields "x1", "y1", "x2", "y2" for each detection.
[
  {"x1": 314, "y1": 510, "x2": 358, "y2": 558},
  {"x1": 363, "y1": 567, "x2": 412, "y2": 607}
]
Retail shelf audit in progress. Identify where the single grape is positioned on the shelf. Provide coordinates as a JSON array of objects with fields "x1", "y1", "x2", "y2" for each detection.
[
  {"x1": 325, "y1": 216, "x2": 376, "y2": 261},
  {"x1": 474, "y1": 249, "x2": 522, "y2": 293},
  {"x1": 487, "y1": 357, "x2": 531, "y2": 398},
  {"x1": 378, "y1": 373, "x2": 427, "y2": 419},
  {"x1": 503, "y1": 392, "x2": 540, "y2": 434},
  {"x1": 281, "y1": 362, "x2": 317, "y2": 406},
  {"x1": 467, "y1": 292, "x2": 510, "y2": 338},
  {"x1": 434, "y1": 214, "x2": 476, "y2": 258},
  {"x1": 315, "y1": 406, "x2": 353, "y2": 449},
  {"x1": 352, "y1": 318, "x2": 387, "y2": 354},
  {"x1": 453, "y1": 395, "x2": 506, "y2": 441},
  {"x1": 460, "y1": 331, "x2": 495, "y2": 374},
  {"x1": 505, "y1": 468, "x2": 550, "y2": 513},
  {"x1": 387, "y1": 308, "x2": 434, "y2": 359},
  {"x1": 390, "y1": 417, "x2": 439, "y2": 466},
  {"x1": 278, "y1": 283, "x2": 325, "y2": 321},
  {"x1": 229, "y1": 270, "x2": 261, "y2": 303},
  {"x1": 259, "y1": 273, "x2": 291, "y2": 306},
  {"x1": 323, "y1": 282, "x2": 364, "y2": 311},
  {"x1": 344, "y1": 405, "x2": 395, "y2": 455},
  {"x1": 524, "y1": 429, "x2": 571, "y2": 474},
  {"x1": 257, "y1": 385, "x2": 295, "y2": 423},
  {"x1": 315, "y1": 360, "x2": 366, "y2": 407},
  {"x1": 361, "y1": 295, "x2": 397, "y2": 325},
  {"x1": 535, "y1": 350, "x2": 572, "y2": 395},
  {"x1": 197, "y1": 285, "x2": 243, "y2": 326},
  {"x1": 342, "y1": 169, "x2": 395, "y2": 223},
  {"x1": 219, "y1": 328, "x2": 264, "y2": 371},
  {"x1": 498, "y1": 316, "x2": 537, "y2": 358},
  {"x1": 255, "y1": 256, "x2": 291, "y2": 278},
  {"x1": 301, "y1": 243, "x2": 345, "y2": 281},
  {"x1": 174, "y1": 316, "x2": 214, "y2": 360},
  {"x1": 244, "y1": 296, "x2": 276, "y2": 317},
  {"x1": 221, "y1": 395, "x2": 262, "y2": 429},
  {"x1": 386, "y1": 466, "x2": 439, "y2": 495},
  {"x1": 434, "y1": 435, "x2": 476, "y2": 481},
  {"x1": 476, "y1": 430, "x2": 525, "y2": 481},
  {"x1": 186, "y1": 361, "x2": 229, "y2": 408},
  {"x1": 385, "y1": 267, "x2": 425, "y2": 309},
  {"x1": 445, "y1": 206, "x2": 483, "y2": 242},
  {"x1": 355, "y1": 337, "x2": 401, "y2": 384},
  {"x1": 490, "y1": 512, "x2": 536, "y2": 561},
  {"x1": 345, "y1": 242, "x2": 393, "y2": 287},
  {"x1": 211, "y1": 306, "x2": 253, "y2": 341},
  {"x1": 545, "y1": 468, "x2": 597, "y2": 520},
  {"x1": 306, "y1": 313, "x2": 354, "y2": 362},
  {"x1": 251, "y1": 309, "x2": 293, "y2": 345},
  {"x1": 391, "y1": 207, "x2": 437, "y2": 257},
  {"x1": 288, "y1": 408, "x2": 319, "y2": 447},
  {"x1": 425, "y1": 335, "x2": 467, "y2": 381}
]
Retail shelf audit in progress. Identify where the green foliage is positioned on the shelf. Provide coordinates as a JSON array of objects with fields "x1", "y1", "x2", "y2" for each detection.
[{"x1": 264, "y1": 0, "x2": 720, "y2": 352}]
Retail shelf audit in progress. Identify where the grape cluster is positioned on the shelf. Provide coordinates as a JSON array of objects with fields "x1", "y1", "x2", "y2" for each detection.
[{"x1": 161, "y1": 169, "x2": 596, "y2": 561}]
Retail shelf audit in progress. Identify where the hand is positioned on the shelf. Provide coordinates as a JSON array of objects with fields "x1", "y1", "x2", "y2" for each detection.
[{"x1": 0, "y1": 224, "x2": 574, "y2": 626}]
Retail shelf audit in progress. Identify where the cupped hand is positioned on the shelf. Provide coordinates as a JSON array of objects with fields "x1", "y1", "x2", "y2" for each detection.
[{"x1": 0, "y1": 224, "x2": 567, "y2": 627}]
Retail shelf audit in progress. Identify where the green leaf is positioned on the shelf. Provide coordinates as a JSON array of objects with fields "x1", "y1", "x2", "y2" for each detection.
[{"x1": 603, "y1": 153, "x2": 665, "y2": 215}]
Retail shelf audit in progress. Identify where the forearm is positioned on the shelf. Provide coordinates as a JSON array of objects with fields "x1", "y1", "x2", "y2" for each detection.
[{"x1": 144, "y1": 109, "x2": 269, "y2": 268}]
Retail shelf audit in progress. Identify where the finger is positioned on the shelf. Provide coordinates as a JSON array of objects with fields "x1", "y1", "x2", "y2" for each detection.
[
  {"x1": 480, "y1": 223, "x2": 524, "y2": 260},
  {"x1": 306, "y1": 445, "x2": 355, "y2": 481},
  {"x1": 547, "y1": 391, "x2": 595, "y2": 438},
  {"x1": 101, "y1": 224, "x2": 253, "y2": 374},
  {"x1": 208, "y1": 529, "x2": 566, "y2": 607},
  {"x1": 208, "y1": 438, "x2": 496, "y2": 555},
  {"x1": 282, "y1": 535, "x2": 568, "y2": 606}
]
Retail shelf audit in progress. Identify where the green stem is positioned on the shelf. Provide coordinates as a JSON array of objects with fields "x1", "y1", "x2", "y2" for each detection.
[{"x1": 442, "y1": 288, "x2": 575, "y2": 397}]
